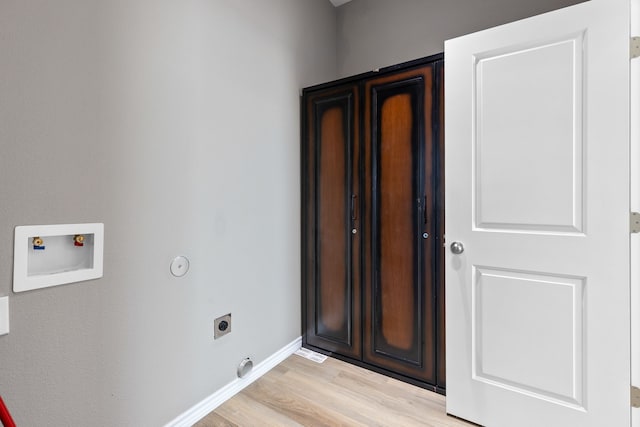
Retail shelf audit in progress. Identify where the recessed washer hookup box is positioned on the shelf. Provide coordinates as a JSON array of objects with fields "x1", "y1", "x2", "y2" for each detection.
[{"x1": 13, "y1": 223, "x2": 104, "y2": 292}]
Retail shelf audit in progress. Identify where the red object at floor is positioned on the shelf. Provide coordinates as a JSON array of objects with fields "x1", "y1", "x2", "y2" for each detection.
[{"x1": 0, "y1": 396, "x2": 16, "y2": 427}]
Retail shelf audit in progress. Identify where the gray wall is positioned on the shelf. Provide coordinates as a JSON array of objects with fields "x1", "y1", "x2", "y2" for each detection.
[
  {"x1": 336, "y1": 0, "x2": 586, "y2": 77},
  {"x1": 0, "y1": 0, "x2": 593, "y2": 425},
  {"x1": 0, "y1": 0, "x2": 336, "y2": 425}
]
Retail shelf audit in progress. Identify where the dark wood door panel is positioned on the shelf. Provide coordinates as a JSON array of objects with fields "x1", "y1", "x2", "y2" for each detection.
[
  {"x1": 302, "y1": 85, "x2": 361, "y2": 358},
  {"x1": 377, "y1": 92, "x2": 420, "y2": 362},
  {"x1": 317, "y1": 104, "x2": 349, "y2": 342},
  {"x1": 363, "y1": 66, "x2": 437, "y2": 383}
]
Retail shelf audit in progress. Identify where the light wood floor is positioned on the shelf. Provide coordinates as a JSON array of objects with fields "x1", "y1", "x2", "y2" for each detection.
[{"x1": 195, "y1": 353, "x2": 474, "y2": 427}]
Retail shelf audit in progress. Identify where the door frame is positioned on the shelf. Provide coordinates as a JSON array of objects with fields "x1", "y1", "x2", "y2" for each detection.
[{"x1": 631, "y1": 1, "x2": 640, "y2": 426}]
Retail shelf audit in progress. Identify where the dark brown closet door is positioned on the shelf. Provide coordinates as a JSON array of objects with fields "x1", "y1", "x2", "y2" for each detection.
[
  {"x1": 302, "y1": 85, "x2": 361, "y2": 359},
  {"x1": 362, "y1": 66, "x2": 437, "y2": 383}
]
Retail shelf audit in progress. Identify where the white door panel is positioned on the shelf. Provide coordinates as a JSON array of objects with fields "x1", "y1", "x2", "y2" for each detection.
[
  {"x1": 445, "y1": 1, "x2": 630, "y2": 426},
  {"x1": 475, "y1": 36, "x2": 582, "y2": 233},
  {"x1": 474, "y1": 267, "x2": 583, "y2": 405}
]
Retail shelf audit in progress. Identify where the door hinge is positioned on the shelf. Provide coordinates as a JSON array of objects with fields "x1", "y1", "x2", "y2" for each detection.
[
  {"x1": 632, "y1": 386, "x2": 640, "y2": 408},
  {"x1": 631, "y1": 37, "x2": 640, "y2": 59},
  {"x1": 631, "y1": 212, "x2": 640, "y2": 233}
]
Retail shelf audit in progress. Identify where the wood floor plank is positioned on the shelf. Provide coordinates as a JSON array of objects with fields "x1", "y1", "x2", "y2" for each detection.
[
  {"x1": 243, "y1": 378, "x2": 369, "y2": 427},
  {"x1": 255, "y1": 366, "x2": 386, "y2": 426},
  {"x1": 198, "y1": 393, "x2": 303, "y2": 427},
  {"x1": 274, "y1": 361, "x2": 438, "y2": 426},
  {"x1": 193, "y1": 412, "x2": 238, "y2": 427},
  {"x1": 196, "y1": 354, "x2": 474, "y2": 426}
]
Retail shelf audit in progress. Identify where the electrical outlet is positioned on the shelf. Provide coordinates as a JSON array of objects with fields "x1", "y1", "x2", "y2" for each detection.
[{"x1": 214, "y1": 313, "x2": 231, "y2": 339}]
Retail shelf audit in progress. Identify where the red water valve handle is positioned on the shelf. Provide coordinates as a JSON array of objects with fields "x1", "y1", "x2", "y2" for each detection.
[{"x1": 0, "y1": 395, "x2": 16, "y2": 427}]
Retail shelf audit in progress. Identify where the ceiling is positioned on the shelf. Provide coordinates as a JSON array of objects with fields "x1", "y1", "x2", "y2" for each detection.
[{"x1": 329, "y1": 0, "x2": 352, "y2": 6}]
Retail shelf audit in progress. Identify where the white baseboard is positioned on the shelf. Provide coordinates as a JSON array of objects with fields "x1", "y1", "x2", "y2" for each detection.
[{"x1": 165, "y1": 336, "x2": 302, "y2": 427}]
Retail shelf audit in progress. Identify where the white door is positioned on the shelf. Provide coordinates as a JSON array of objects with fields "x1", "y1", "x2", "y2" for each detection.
[{"x1": 445, "y1": 1, "x2": 631, "y2": 426}]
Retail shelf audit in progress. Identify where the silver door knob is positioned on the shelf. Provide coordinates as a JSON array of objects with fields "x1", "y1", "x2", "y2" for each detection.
[{"x1": 450, "y1": 242, "x2": 464, "y2": 254}]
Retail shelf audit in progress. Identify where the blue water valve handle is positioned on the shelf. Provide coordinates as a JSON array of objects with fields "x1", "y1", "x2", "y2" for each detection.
[{"x1": 32, "y1": 237, "x2": 45, "y2": 250}]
